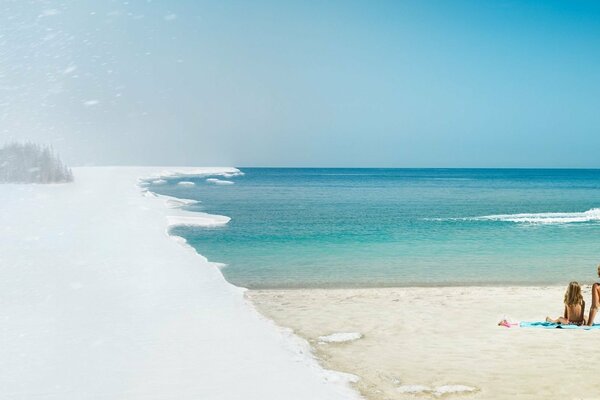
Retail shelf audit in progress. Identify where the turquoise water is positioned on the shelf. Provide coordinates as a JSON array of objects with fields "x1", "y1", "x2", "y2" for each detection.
[{"x1": 149, "y1": 169, "x2": 600, "y2": 288}]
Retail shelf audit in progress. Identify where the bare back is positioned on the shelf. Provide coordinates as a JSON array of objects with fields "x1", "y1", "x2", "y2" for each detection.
[{"x1": 565, "y1": 301, "x2": 585, "y2": 324}]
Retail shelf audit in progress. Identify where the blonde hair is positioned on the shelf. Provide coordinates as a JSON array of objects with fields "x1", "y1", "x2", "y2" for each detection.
[{"x1": 564, "y1": 281, "x2": 583, "y2": 306}]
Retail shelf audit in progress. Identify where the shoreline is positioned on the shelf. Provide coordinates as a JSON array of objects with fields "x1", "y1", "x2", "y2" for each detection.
[
  {"x1": 140, "y1": 167, "x2": 364, "y2": 399},
  {"x1": 229, "y1": 281, "x2": 586, "y2": 290},
  {"x1": 140, "y1": 170, "x2": 600, "y2": 399}
]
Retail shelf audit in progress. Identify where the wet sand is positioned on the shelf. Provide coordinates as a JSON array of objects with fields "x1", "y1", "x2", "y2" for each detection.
[{"x1": 248, "y1": 286, "x2": 600, "y2": 399}]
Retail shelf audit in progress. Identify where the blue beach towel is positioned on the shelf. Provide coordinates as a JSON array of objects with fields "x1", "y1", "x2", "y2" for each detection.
[{"x1": 519, "y1": 321, "x2": 600, "y2": 330}]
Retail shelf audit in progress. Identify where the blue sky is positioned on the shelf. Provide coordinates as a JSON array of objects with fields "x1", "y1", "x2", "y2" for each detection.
[{"x1": 2, "y1": 0, "x2": 600, "y2": 167}]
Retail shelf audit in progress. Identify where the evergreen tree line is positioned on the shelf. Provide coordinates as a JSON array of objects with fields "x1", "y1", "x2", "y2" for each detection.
[{"x1": 0, "y1": 142, "x2": 73, "y2": 183}]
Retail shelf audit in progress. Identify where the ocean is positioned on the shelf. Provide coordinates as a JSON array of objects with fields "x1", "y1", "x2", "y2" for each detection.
[{"x1": 148, "y1": 168, "x2": 600, "y2": 288}]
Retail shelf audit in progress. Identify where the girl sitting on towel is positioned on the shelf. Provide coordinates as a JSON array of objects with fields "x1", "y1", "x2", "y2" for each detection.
[
  {"x1": 586, "y1": 264, "x2": 600, "y2": 326},
  {"x1": 546, "y1": 281, "x2": 586, "y2": 325}
]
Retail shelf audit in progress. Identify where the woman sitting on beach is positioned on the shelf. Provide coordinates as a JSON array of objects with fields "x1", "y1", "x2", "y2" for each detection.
[
  {"x1": 546, "y1": 281, "x2": 586, "y2": 326},
  {"x1": 586, "y1": 265, "x2": 600, "y2": 326}
]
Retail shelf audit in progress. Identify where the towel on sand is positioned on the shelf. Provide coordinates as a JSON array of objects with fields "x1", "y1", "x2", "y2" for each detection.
[{"x1": 519, "y1": 322, "x2": 600, "y2": 329}]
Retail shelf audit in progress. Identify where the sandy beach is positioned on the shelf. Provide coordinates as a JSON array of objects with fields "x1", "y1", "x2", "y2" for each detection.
[{"x1": 248, "y1": 285, "x2": 600, "y2": 399}]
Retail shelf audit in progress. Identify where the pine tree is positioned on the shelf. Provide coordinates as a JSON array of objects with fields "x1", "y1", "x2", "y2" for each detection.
[{"x1": 0, "y1": 142, "x2": 73, "y2": 183}]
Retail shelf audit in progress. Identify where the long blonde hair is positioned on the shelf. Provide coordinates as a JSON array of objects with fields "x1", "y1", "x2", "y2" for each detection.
[{"x1": 564, "y1": 281, "x2": 584, "y2": 306}]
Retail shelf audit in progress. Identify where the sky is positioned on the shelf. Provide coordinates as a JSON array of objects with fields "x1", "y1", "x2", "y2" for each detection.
[{"x1": 1, "y1": 0, "x2": 600, "y2": 167}]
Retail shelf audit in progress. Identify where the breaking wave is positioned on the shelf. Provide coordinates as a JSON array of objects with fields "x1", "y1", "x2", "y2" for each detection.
[{"x1": 440, "y1": 208, "x2": 600, "y2": 224}]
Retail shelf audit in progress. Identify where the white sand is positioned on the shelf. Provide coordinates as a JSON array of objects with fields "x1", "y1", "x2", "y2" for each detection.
[
  {"x1": 248, "y1": 286, "x2": 600, "y2": 399},
  {"x1": 0, "y1": 167, "x2": 360, "y2": 400}
]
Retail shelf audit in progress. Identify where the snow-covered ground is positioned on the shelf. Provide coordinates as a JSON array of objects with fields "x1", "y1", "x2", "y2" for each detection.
[{"x1": 0, "y1": 167, "x2": 360, "y2": 400}]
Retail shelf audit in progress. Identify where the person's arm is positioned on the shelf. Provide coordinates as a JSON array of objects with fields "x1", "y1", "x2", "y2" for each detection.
[
  {"x1": 582, "y1": 300, "x2": 586, "y2": 325},
  {"x1": 564, "y1": 305, "x2": 567, "y2": 319},
  {"x1": 587, "y1": 284, "x2": 599, "y2": 326}
]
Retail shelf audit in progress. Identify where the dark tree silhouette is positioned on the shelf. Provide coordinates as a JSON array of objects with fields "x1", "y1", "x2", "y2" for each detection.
[{"x1": 0, "y1": 143, "x2": 73, "y2": 183}]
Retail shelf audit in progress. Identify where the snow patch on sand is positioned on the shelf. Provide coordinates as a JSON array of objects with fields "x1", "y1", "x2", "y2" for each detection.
[
  {"x1": 318, "y1": 332, "x2": 363, "y2": 343},
  {"x1": 397, "y1": 384, "x2": 477, "y2": 396},
  {"x1": 435, "y1": 385, "x2": 477, "y2": 395}
]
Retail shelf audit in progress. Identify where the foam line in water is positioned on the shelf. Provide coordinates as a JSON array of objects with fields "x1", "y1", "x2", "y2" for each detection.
[
  {"x1": 427, "y1": 208, "x2": 600, "y2": 224},
  {"x1": 472, "y1": 208, "x2": 600, "y2": 224}
]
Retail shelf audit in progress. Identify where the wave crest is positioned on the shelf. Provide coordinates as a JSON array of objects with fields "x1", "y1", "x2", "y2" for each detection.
[{"x1": 470, "y1": 208, "x2": 600, "y2": 224}]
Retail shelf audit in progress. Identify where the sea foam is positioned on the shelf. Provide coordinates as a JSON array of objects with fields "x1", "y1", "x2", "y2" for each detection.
[
  {"x1": 430, "y1": 208, "x2": 600, "y2": 225},
  {"x1": 472, "y1": 208, "x2": 600, "y2": 224}
]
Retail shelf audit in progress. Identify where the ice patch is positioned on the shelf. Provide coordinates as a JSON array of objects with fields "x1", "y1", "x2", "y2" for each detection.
[
  {"x1": 318, "y1": 332, "x2": 362, "y2": 343},
  {"x1": 138, "y1": 168, "x2": 243, "y2": 194},
  {"x1": 166, "y1": 213, "x2": 230, "y2": 228},
  {"x1": 139, "y1": 168, "x2": 241, "y2": 230},
  {"x1": 206, "y1": 178, "x2": 234, "y2": 185},
  {"x1": 162, "y1": 196, "x2": 199, "y2": 209},
  {"x1": 148, "y1": 168, "x2": 243, "y2": 180}
]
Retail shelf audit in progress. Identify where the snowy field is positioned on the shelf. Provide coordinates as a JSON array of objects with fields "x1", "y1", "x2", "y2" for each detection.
[{"x1": 0, "y1": 167, "x2": 360, "y2": 400}]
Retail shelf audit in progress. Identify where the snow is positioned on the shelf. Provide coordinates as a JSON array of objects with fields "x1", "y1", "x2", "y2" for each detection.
[
  {"x1": 318, "y1": 332, "x2": 363, "y2": 343},
  {"x1": 160, "y1": 195, "x2": 199, "y2": 209},
  {"x1": 0, "y1": 167, "x2": 360, "y2": 400},
  {"x1": 145, "y1": 167, "x2": 244, "y2": 180},
  {"x1": 434, "y1": 385, "x2": 477, "y2": 395},
  {"x1": 166, "y1": 213, "x2": 230, "y2": 228},
  {"x1": 396, "y1": 384, "x2": 477, "y2": 396}
]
